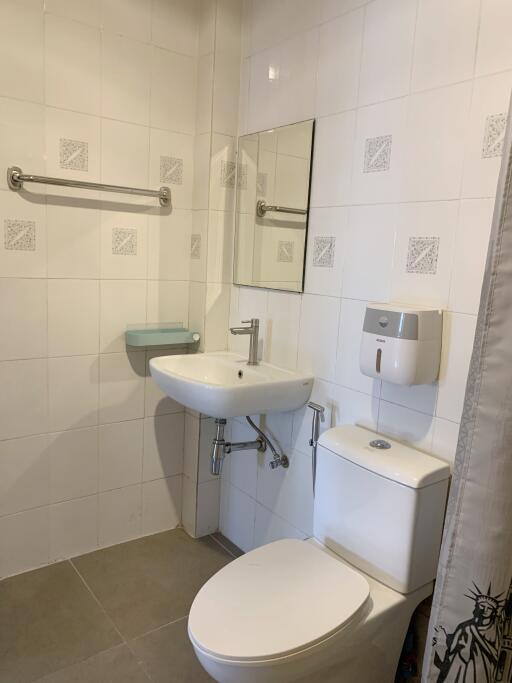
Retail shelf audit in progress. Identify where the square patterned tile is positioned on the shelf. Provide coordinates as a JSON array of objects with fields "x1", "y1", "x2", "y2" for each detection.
[
  {"x1": 277, "y1": 240, "x2": 294, "y2": 263},
  {"x1": 220, "y1": 160, "x2": 236, "y2": 188},
  {"x1": 256, "y1": 172, "x2": 267, "y2": 196},
  {"x1": 482, "y1": 112, "x2": 507, "y2": 159},
  {"x1": 190, "y1": 233, "x2": 201, "y2": 260},
  {"x1": 406, "y1": 236, "x2": 440, "y2": 275},
  {"x1": 160, "y1": 156, "x2": 183, "y2": 185},
  {"x1": 4, "y1": 219, "x2": 36, "y2": 251},
  {"x1": 72, "y1": 529, "x2": 232, "y2": 639},
  {"x1": 0, "y1": 561, "x2": 121, "y2": 683},
  {"x1": 59, "y1": 138, "x2": 88, "y2": 172},
  {"x1": 312, "y1": 236, "x2": 335, "y2": 268},
  {"x1": 237, "y1": 162, "x2": 247, "y2": 190},
  {"x1": 363, "y1": 134, "x2": 392, "y2": 173},
  {"x1": 112, "y1": 228, "x2": 137, "y2": 256}
]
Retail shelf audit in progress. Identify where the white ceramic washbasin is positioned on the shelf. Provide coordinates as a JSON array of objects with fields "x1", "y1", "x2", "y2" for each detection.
[{"x1": 149, "y1": 352, "x2": 314, "y2": 419}]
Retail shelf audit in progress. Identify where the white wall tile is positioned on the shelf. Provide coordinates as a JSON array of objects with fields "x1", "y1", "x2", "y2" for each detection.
[
  {"x1": 219, "y1": 481, "x2": 256, "y2": 553},
  {"x1": 101, "y1": 33, "x2": 151, "y2": 126},
  {"x1": 0, "y1": 434, "x2": 50, "y2": 516},
  {"x1": 47, "y1": 204, "x2": 101, "y2": 279},
  {"x1": 47, "y1": 0, "x2": 101, "y2": 27},
  {"x1": 99, "y1": 484, "x2": 141, "y2": 546},
  {"x1": 310, "y1": 111, "x2": 356, "y2": 208},
  {"x1": 431, "y1": 417, "x2": 460, "y2": 466},
  {"x1": 49, "y1": 427, "x2": 98, "y2": 503},
  {"x1": 449, "y1": 199, "x2": 494, "y2": 315},
  {"x1": 462, "y1": 71, "x2": 512, "y2": 199},
  {"x1": 143, "y1": 413, "x2": 184, "y2": 481},
  {"x1": 99, "y1": 419, "x2": 143, "y2": 491},
  {"x1": 0, "y1": 279, "x2": 47, "y2": 360},
  {"x1": 0, "y1": 359, "x2": 48, "y2": 440},
  {"x1": 297, "y1": 294, "x2": 340, "y2": 382},
  {"x1": 195, "y1": 478, "x2": 220, "y2": 536},
  {"x1": 358, "y1": 0, "x2": 417, "y2": 106},
  {"x1": 45, "y1": 14, "x2": 101, "y2": 114},
  {"x1": 381, "y1": 380, "x2": 437, "y2": 417},
  {"x1": 204, "y1": 282, "x2": 231, "y2": 352},
  {"x1": 48, "y1": 356, "x2": 99, "y2": 432},
  {"x1": 476, "y1": 0, "x2": 512, "y2": 77},
  {"x1": 48, "y1": 279, "x2": 100, "y2": 357},
  {"x1": 342, "y1": 204, "x2": 396, "y2": 302},
  {"x1": 151, "y1": 48, "x2": 197, "y2": 134},
  {"x1": 207, "y1": 211, "x2": 234, "y2": 284},
  {"x1": 391, "y1": 201, "x2": 458, "y2": 309},
  {"x1": 254, "y1": 503, "x2": 305, "y2": 548},
  {"x1": 49, "y1": 495, "x2": 98, "y2": 561},
  {"x1": 411, "y1": 0, "x2": 480, "y2": 92},
  {"x1": 101, "y1": 0, "x2": 151, "y2": 41},
  {"x1": 317, "y1": 0, "x2": 368, "y2": 24},
  {"x1": 142, "y1": 475, "x2": 182, "y2": 535},
  {"x1": 227, "y1": 419, "x2": 258, "y2": 498},
  {"x1": 146, "y1": 280, "x2": 190, "y2": 327},
  {"x1": 316, "y1": 9, "x2": 363, "y2": 116},
  {"x1": 100, "y1": 280, "x2": 147, "y2": 353},
  {"x1": 148, "y1": 210, "x2": 192, "y2": 282},
  {"x1": 403, "y1": 82, "x2": 472, "y2": 202},
  {"x1": 0, "y1": 508, "x2": 49, "y2": 579},
  {"x1": 335, "y1": 297, "x2": 381, "y2": 396},
  {"x1": 145, "y1": 350, "x2": 184, "y2": 418},
  {"x1": 181, "y1": 473, "x2": 197, "y2": 537},
  {"x1": 436, "y1": 312, "x2": 477, "y2": 423},
  {"x1": 267, "y1": 291, "x2": 301, "y2": 370},
  {"x1": 183, "y1": 412, "x2": 200, "y2": 480},
  {"x1": 378, "y1": 400, "x2": 434, "y2": 452},
  {"x1": 0, "y1": 0, "x2": 44, "y2": 102},
  {"x1": 0, "y1": 98, "x2": 45, "y2": 191},
  {"x1": 151, "y1": 0, "x2": 199, "y2": 56},
  {"x1": 247, "y1": 46, "x2": 282, "y2": 131},
  {"x1": 99, "y1": 351, "x2": 145, "y2": 424},
  {"x1": 101, "y1": 119, "x2": 149, "y2": 189},
  {"x1": 45, "y1": 108, "x2": 101, "y2": 183}
]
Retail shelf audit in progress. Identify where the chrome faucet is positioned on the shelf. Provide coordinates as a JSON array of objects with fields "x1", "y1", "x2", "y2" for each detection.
[{"x1": 229, "y1": 318, "x2": 260, "y2": 365}]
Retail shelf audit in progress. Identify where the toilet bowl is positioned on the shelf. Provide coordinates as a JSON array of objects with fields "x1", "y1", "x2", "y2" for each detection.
[
  {"x1": 188, "y1": 425, "x2": 450, "y2": 683},
  {"x1": 188, "y1": 538, "x2": 432, "y2": 683}
]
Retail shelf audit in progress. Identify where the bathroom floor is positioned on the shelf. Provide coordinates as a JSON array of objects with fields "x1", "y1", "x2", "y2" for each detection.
[{"x1": 0, "y1": 529, "x2": 241, "y2": 683}]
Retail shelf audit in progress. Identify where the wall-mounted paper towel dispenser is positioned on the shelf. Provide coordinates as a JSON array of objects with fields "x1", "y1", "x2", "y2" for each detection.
[{"x1": 360, "y1": 304, "x2": 443, "y2": 386}]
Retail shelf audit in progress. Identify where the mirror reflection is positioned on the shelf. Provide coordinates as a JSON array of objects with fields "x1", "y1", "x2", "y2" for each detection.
[{"x1": 234, "y1": 120, "x2": 315, "y2": 293}]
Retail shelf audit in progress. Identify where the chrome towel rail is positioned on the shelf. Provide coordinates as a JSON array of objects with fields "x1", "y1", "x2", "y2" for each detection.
[
  {"x1": 7, "y1": 166, "x2": 171, "y2": 207},
  {"x1": 256, "y1": 199, "x2": 307, "y2": 217}
]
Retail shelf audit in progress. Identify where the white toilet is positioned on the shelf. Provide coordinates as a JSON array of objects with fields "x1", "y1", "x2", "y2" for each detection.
[{"x1": 188, "y1": 425, "x2": 451, "y2": 683}]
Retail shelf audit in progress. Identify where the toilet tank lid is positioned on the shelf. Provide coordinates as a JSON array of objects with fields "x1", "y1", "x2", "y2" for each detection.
[{"x1": 318, "y1": 425, "x2": 451, "y2": 489}]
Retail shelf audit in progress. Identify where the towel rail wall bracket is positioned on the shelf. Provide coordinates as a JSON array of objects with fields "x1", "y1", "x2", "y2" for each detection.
[{"x1": 7, "y1": 166, "x2": 171, "y2": 207}]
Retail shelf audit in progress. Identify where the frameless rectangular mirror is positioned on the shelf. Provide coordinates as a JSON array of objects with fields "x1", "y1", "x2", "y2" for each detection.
[{"x1": 233, "y1": 119, "x2": 315, "y2": 293}]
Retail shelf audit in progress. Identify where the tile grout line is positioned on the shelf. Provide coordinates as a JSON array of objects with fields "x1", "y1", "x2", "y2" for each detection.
[
  {"x1": 209, "y1": 532, "x2": 240, "y2": 559},
  {"x1": 68, "y1": 558, "x2": 127, "y2": 645}
]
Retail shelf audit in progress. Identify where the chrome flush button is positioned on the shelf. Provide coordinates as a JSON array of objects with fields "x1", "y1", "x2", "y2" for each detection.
[{"x1": 369, "y1": 439, "x2": 391, "y2": 450}]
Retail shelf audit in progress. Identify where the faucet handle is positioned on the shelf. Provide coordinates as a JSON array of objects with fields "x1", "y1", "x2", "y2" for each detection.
[{"x1": 241, "y1": 318, "x2": 259, "y2": 326}]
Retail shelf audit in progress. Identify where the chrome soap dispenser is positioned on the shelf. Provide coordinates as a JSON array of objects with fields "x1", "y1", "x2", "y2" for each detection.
[{"x1": 360, "y1": 304, "x2": 443, "y2": 386}]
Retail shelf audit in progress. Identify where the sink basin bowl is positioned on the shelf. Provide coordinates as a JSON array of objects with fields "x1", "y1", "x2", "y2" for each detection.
[{"x1": 149, "y1": 352, "x2": 314, "y2": 418}]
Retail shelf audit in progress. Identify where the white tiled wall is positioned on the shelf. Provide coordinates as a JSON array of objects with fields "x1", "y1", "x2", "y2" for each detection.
[
  {"x1": 0, "y1": 0, "x2": 200, "y2": 578},
  {"x1": 220, "y1": 0, "x2": 512, "y2": 552}
]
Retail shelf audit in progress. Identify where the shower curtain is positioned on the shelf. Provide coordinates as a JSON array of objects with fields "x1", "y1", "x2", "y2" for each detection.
[{"x1": 422, "y1": 100, "x2": 512, "y2": 682}]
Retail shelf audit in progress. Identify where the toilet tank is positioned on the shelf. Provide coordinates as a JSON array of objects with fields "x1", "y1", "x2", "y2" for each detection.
[{"x1": 314, "y1": 425, "x2": 451, "y2": 594}]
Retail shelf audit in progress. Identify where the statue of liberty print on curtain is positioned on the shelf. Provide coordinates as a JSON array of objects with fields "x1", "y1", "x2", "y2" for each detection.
[{"x1": 432, "y1": 581, "x2": 512, "y2": 682}]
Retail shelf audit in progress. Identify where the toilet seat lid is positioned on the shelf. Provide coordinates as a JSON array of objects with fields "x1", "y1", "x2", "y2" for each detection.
[{"x1": 188, "y1": 539, "x2": 370, "y2": 662}]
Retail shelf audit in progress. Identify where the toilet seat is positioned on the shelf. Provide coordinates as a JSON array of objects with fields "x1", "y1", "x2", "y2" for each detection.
[{"x1": 188, "y1": 539, "x2": 370, "y2": 663}]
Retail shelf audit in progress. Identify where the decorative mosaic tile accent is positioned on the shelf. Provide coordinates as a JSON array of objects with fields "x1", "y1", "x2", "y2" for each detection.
[
  {"x1": 237, "y1": 162, "x2": 248, "y2": 189},
  {"x1": 277, "y1": 240, "x2": 294, "y2": 263},
  {"x1": 482, "y1": 113, "x2": 507, "y2": 159},
  {"x1": 4, "y1": 219, "x2": 36, "y2": 251},
  {"x1": 406, "y1": 236, "x2": 440, "y2": 275},
  {"x1": 312, "y1": 236, "x2": 335, "y2": 268},
  {"x1": 112, "y1": 228, "x2": 137, "y2": 256},
  {"x1": 363, "y1": 135, "x2": 392, "y2": 173},
  {"x1": 221, "y1": 160, "x2": 236, "y2": 188},
  {"x1": 190, "y1": 233, "x2": 201, "y2": 260},
  {"x1": 59, "y1": 138, "x2": 88, "y2": 172},
  {"x1": 257, "y1": 172, "x2": 267, "y2": 196},
  {"x1": 160, "y1": 156, "x2": 183, "y2": 185}
]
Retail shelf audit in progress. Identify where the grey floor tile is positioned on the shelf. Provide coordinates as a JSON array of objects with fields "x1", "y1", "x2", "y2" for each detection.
[
  {"x1": 73, "y1": 529, "x2": 232, "y2": 639},
  {"x1": 130, "y1": 618, "x2": 214, "y2": 683},
  {"x1": 0, "y1": 561, "x2": 122, "y2": 683},
  {"x1": 35, "y1": 645, "x2": 150, "y2": 683}
]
